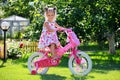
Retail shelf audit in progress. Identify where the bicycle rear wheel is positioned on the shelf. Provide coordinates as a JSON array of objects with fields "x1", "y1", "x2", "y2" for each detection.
[{"x1": 28, "y1": 52, "x2": 49, "y2": 74}]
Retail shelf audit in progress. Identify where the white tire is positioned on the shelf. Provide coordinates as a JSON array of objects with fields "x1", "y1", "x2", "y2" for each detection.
[
  {"x1": 69, "y1": 51, "x2": 92, "y2": 76},
  {"x1": 28, "y1": 52, "x2": 49, "y2": 74}
]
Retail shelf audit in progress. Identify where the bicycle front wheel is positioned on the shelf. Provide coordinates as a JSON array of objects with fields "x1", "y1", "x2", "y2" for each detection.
[{"x1": 68, "y1": 51, "x2": 92, "y2": 76}]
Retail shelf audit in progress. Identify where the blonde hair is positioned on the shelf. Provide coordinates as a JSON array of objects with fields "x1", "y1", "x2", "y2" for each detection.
[{"x1": 44, "y1": 7, "x2": 57, "y2": 22}]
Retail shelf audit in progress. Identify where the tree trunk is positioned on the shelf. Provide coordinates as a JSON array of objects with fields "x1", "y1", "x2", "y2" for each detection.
[{"x1": 107, "y1": 33, "x2": 116, "y2": 54}]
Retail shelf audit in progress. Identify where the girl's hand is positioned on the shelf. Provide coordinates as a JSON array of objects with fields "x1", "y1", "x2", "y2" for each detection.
[{"x1": 57, "y1": 27, "x2": 66, "y2": 32}]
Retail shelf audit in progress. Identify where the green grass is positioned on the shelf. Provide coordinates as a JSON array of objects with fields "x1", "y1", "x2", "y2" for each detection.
[{"x1": 0, "y1": 51, "x2": 120, "y2": 80}]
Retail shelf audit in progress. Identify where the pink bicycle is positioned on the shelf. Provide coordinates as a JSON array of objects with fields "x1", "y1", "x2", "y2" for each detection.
[{"x1": 27, "y1": 28, "x2": 92, "y2": 76}]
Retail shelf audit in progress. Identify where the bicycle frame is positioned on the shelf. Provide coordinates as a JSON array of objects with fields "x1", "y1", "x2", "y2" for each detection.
[
  {"x1": 34, "y1": 29, "x2": 81, "y2": 68},
  {"x1": 55, "y1": 29, "x2": 81, "y2": 58}
]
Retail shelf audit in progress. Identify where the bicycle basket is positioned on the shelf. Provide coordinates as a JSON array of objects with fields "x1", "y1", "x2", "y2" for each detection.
[{"x1": 68, "y1": 31, "x2": 80, "y2": 47}]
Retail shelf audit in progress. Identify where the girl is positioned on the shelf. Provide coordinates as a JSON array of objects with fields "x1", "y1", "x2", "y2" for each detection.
[{"x1": 38, "y1": 7, "x2": 65, "y2": 58}]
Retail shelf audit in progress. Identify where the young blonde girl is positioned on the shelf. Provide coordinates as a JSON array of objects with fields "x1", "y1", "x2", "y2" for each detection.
[{"x1": 38, "y1": 7, "x2": 65, "y2": 58}]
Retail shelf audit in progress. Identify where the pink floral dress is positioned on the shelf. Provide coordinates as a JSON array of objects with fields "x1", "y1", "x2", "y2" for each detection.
[{"x1": 38, "y1": 21, "x2": 60, "y2": 49}]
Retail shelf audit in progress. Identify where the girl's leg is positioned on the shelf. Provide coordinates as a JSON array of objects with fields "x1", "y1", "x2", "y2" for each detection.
[
  {"x1": 49, "y1": 43, "x2": 56, "y2": 56},
  {"x1": 49, "y1": 43, "x2": 60, "y2": 59}
]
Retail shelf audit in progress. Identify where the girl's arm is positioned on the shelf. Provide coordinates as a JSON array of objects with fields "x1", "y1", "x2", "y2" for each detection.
[
  {"x1": 44, "y1": 22, "x2": 55, "y2": 32},
  {"x1": 55, "y1": 22, "x2": 65, "y2": 30},
  {"x1": 55, "y1": 22, "x2": 63, "y2": 28}
]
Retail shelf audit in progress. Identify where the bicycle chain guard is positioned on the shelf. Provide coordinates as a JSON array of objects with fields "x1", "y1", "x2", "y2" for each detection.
[{"x1": 34, "y1": 57, "x2": 60, "y2": 68}]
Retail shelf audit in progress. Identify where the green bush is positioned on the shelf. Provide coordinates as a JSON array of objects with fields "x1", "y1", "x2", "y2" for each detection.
[{"x1": 7, "y1": 47, "x2": 22, "y2": 59}]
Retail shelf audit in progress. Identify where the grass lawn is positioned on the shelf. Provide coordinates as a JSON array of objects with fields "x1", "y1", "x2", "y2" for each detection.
[{"x1": 0, "y1": 51, "x2": 120, "y2": 80}]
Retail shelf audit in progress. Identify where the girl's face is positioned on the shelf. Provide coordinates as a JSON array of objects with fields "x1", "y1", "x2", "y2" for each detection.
[{"x1": 46, "y1": 11, "x2": 55, "y2": 22}]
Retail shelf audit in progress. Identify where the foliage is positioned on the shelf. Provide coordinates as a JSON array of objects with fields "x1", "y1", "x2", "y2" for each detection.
[
  {"x1": 0, "y1": 7, "x2": 4, "y2": 18},
  {"x1": 0, "y1": 0, "x2": 119, "y2": 53},
  {"x1": 7, "y1": 39, "x2": 23, "y2": 59},
  {"x1": 13, "y1": 31, "x2": 24, "y2": 39},
  {"x1": 7, "y1": 47, "x2": 22, "y2": 59}
]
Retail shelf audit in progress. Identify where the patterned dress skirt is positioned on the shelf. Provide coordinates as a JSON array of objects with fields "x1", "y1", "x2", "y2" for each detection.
[{"x1": 38, "y1": 31, "x2": 60, "y2": 49}]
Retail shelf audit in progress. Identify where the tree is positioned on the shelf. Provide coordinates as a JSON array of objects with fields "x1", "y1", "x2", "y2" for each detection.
[
  {"x1": 1, "y1": 0, "x2": 119, "y2": 54},
  {"x1": 89, "y1": 0, "x2": 120, "y2": 54}
]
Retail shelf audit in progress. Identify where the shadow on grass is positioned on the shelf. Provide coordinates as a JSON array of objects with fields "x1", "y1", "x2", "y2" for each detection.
[
  {"x1": 9, "y1": 52, "x2": 120, "y2": 73},
  {"x1": 0, "y1": 61, "x2": 5, "y2": 68},
  {"x1": 59, "y1": 53, "x2": 120, "y2": 75},
  {"x1": 58, "y1": 55, "x2": 69, "y2": 67},
  {"x1": 40, "y1": 74, "x2": 66, "y2": 80},
  {"x1": 0, "y1": 59, "x2": 6, "y2": 68},
  {"x1": 40, "y1": 74, "x2": 94, "y2": 80},
  {"x1": 92, "y1": 54, "x2": 120, "y2": 71},
  {"x1": 71, "y1": 75, "x2": 86, "y2": 80},
  {"x1": 71, "y1": 75, "x2": 94, "y2": 80}
]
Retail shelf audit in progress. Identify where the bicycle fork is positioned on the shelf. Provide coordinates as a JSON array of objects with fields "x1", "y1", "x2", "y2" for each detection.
[{"x1": 70, "y1": 48, "x2": 82, "y2": 65}]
